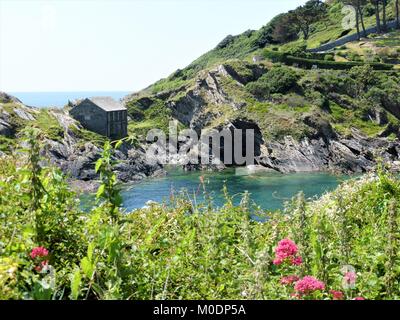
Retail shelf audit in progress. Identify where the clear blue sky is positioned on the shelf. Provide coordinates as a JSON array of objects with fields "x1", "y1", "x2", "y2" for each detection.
[{"x1": 0, "y1": 0, "x2": 306, "y2": 92}]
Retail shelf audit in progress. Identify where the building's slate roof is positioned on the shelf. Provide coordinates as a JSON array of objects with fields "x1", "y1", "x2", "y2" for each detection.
[{"x1": 87, "y1": 97, "x2": 126, "y2": 112}]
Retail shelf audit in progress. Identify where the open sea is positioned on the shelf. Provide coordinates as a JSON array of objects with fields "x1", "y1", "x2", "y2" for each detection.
[{"x1": 9, "y1": 91, "x2": 131, "y2": 108}]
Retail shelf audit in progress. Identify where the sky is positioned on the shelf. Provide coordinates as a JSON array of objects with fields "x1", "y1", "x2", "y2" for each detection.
[{"x1": 0, "y1": 0, "x2": 307, "y2": 93}]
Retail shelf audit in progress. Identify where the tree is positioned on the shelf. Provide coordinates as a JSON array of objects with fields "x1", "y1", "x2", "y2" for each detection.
[
  {"x1": 370, "y1": 0, "x2": 382, "y2": 33},
  {"x1": 382, "y1": 0, "x2": 388, "y2": 31},
  {"x1": 289, "y1": 0, "x2": 327, "y2": 40},
  {"x1": 271, "y1": 13, "x2": 299, "y2": 43},
  {"x1": 396, "y1": 0, "x2": 400, "y2": 29},
  {"x1": 358, "y1": 0, "x2": 368, "y2": 36}
]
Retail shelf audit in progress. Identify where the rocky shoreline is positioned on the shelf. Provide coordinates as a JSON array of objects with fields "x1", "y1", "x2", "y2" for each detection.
[{"x1": 1, "y1": 87, "x2": 400, "y2": 190}]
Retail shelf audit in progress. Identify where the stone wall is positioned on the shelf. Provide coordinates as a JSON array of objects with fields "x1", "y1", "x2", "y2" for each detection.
[
  {"x1": 70, "y1": 101, "x2": 108, "y2": 136},
  {"x1": 309, "y1": 20, "x2": 398, "y2": 53}
]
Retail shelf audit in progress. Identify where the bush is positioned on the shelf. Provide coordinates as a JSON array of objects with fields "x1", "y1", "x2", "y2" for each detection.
[
  {"x1": 266, "y1": 66, "x2": 300, "y2": 93},
  {"x1": 324, "y1": 54, "x2": 334, "y2": 61},
  {"x1": 264, "y1": 49, "x2": 393, "y2": 71},
  {"x1": 284, "y1": 56, "x2": 393, "y2": 71},
  {"x1": 246, "y1": 65, "x2": 300, "y2": 97},
  {"x1": 216, "y1": 35, "x2": 236, "y2": 49},
  {"x1": 348, "y1": 52, "x2": 362, "y2": 62},
  {"x1": 2, "y1": 139, "x2": 400, "y2": 300},
  {"x1": 245, "y1": 80, "x2": 270, "y2": 99}
]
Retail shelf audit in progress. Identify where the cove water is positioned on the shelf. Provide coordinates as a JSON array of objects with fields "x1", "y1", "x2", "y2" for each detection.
[
  {"x1": 9, "y1": 91, "x2": 131, "y2": 108},
  {"x1": 81, "y1": 168, "x2": 350, "y2": 212}
]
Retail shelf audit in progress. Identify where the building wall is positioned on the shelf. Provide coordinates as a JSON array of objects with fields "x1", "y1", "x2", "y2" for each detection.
[
  {"x1": 108, "y1": 110, "x2": 128, "y2": 139},
  {"x1": 70, "y1": 100, "x2": 128, "y2": 139},
  {"x1": 70, "y1": 101, "x2": 108, "y2": 136}
]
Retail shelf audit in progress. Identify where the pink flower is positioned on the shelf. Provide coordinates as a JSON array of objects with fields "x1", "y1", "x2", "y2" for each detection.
[
  {"x1": 273, "y1": 239, "x2": 302, "y2": 266},
  {"x1": 280, "y1": 275, "x2": 300, "y2": 285},
  {"x1": 294, "y1": 276, "x2": 325, "y2": 295},
  {"x1": 292, "y1": 256, "x2": 303, "y2": 265},
  {"x1": 353, "y1": 297, "x2": 365, "y2": 300},
  {"x1": 30, "y1": 247, "x2": 49, "y2": 259},
  {"x1": 343, "y1": 271, "x2": 357, "y2": 286},
  {"x1": 329, "y1": 290, "x2": 344, "y2": 300}
]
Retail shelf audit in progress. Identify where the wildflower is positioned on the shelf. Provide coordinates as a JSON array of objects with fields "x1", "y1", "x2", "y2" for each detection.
[
  {"x1": 353, "y1": 297, "x2": 365, "y2": 300},
  {"x1": 292, "y1": 256, "x2": 303, "y2": 266},
  {"x1": 280, "y1": 275, "x2": 300, "y2": 285},
  {"x1": 329, "y1": 290, "x2": 344, "y2": 300},
  {"x1": 273, "y1": 239, "x2": 302, "y2": 266},
  {"x1": 30, "y1": 247, "x2": 49, "y2": 259},
  {"x1": 294, "y1": 276, "x2": 325, "y2": 295}
]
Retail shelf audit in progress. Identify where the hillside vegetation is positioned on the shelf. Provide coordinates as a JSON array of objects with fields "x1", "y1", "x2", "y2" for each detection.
[
  {"x1": 123, "y1": 0, "x2": 400, "y2": 175},
  {"x1": 1, "y1": 0, "x2": 400, "y2": 301},
  {"x1": 1, "y1": 133, "x2": 400, "y2": 299},
  {"x1": 135, "y1": 0, "x2": 400, "y2": 97}
]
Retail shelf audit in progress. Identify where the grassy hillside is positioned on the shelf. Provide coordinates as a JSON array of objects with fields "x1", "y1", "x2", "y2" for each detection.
[
  {"x1": 124, "y1": 1, "x2": 400, "y2": 145},
  {"x1": 141, "y1": 0, "x2": 399, "y2": 97}
]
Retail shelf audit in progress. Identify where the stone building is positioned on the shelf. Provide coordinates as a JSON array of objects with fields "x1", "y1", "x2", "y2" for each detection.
[{"x1": 69, "y1": 97, "x2": 128, "y2": 139}]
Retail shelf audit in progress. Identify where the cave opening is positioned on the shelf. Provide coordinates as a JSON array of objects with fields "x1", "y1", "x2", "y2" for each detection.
[{"x1": 211, "y1": 119, "x2": 264, "y2": 167}]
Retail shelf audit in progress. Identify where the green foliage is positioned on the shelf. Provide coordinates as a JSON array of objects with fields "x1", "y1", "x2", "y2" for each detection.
[
  {"x1": 2, "y1": 138, "x2": 400, "y2": 299},
  {"x1": 245, "y1": 79, "x2": 271, "y2": 99},
  {"x1": 95, "y1": 141, "x2": 123, "y2": 223},
  {"x1": 246, "y1": 66, "x2": 300, "y2": 98},
  {"x1": 265, "y1": 66, "x2": 300, "y2": 93},
  {"x1": 69, "y1": 125, "x2": 107, "y2": 148},
  {"x1": 126, "y1": 98, "x2": 174, "y2": 138},
  {"x1": 271, "y1": 53, "x2": 394, "y2": 70},
  {"x1": 2, "y1": 0, "x2": 400, "y2": 300}
]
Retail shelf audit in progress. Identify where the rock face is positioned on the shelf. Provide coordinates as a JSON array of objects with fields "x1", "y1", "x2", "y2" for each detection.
[
  {"x1": 258, "y1": 131, "x2": 397, "y2": 174},
  {"x1": 0, "y1": 92, "x2": 22, "y2": 104},
  {"x1": 124, "y1": 65, "x2": 400, "y2": 175},
  {"x1": 166, "y1": 66, "x2": 249, "y2": 132},
  {"x1": 0, "y1": 118, "x2": 13, "y2": 137},
  {"x1": 0, "y1": 96, "x2": 163, "y2": 187},
  {"x1": 40, "y1": 114, "x2": 163, "y2": 185}
]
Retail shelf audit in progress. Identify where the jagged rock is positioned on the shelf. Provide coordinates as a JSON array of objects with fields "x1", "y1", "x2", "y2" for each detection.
[
  {"x1": 13, "y1": 108, "x2": 35, "y2": 121},
  {"x1": 220, "y1": 63, "x2": 267, "y2": 85},
  {"x1": 259, "y1": 137, "x2": 328, "y2": 173},
  {"x1": 0, "y1": 92, "x2": 22, "y2": 104},
  {"x1": 0, "y1": 119, "x2": 13, "y2": 137},
  {"x1": 327, "y1": 93, "x2": 355, "y2": 109},
  {"x1": 303, "y1": 114, "x2": 337, "y2": 141}
]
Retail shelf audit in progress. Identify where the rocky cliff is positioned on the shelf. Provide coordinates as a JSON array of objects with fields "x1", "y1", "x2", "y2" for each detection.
[
  {"x1": 124, "y1": 60, "x2": 400, "y2": 174},
  {"x1": 0, "y1": 93, "x2": 163, "y2": 190}
]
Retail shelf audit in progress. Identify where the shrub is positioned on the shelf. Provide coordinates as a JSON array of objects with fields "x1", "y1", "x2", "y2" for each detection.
[
  {"x1": 264, "y1": 66, "x2": 300, "y2": 94},
  {"x1": 246, "y1": 65, "x2": 299, "y2": 97},
  {"x1": 324, "y1": 54, "x2": 334, "y2": 61},
  {"x1": 264, "y1": 49, "x2": 393, "y2": 71},
  {"x1": 284, "y1": 56, "x2": 393, "y2": 71},
  {"x1": 348, "y1": 52, "x2": 362, "y2": 62},
  {"x1": 245, "y1": 80, "x2": 270, "y2": 99}
]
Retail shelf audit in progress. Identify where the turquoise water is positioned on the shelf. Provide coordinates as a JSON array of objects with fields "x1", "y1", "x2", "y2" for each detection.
[
  {"x1": 10, "y1": 91, "x2": 131, "y2": 108},
  {"x1": 84, "y1": 168, "x2": 349, "y2": 212}
]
